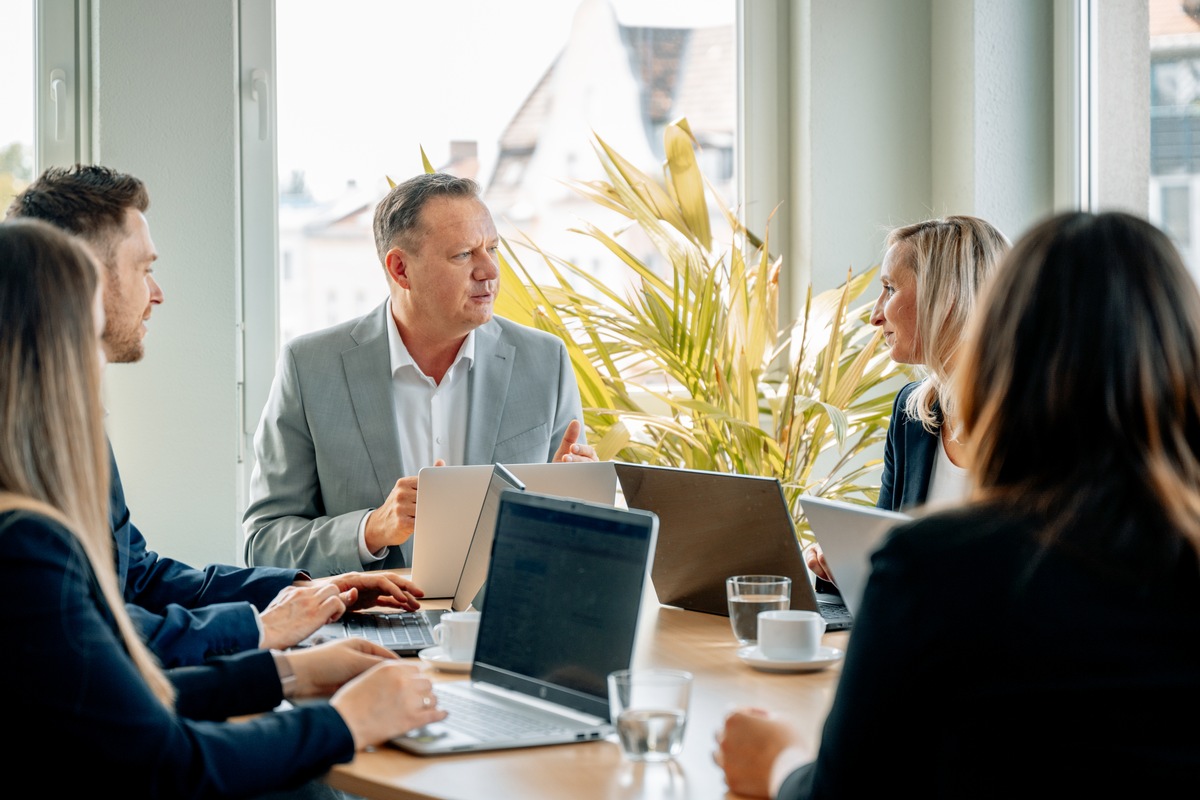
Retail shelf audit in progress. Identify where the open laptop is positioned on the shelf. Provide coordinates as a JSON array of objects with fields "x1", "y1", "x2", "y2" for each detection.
[
  {"x1": 799, "y1": 494, "x2": 911, "y2": 617},
  {"x1": 393, "y1": 490, "x2": 658, "y2": 755},
  {"x1": 447, "y1": 463, "x2": 526, "y2": 613},
  {"x1": 613, "y1": 462, "x2": 854, "y2": 631},
  {"x1": 411, "y1": 460, "x2": 617, "y2": 597},
  {"x1": 295, "y1": 463, "x2": 525, "y2": 655}
]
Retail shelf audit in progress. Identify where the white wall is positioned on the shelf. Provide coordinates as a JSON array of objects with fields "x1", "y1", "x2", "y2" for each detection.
[
  {"x1": 1096, "y1": 0, "x2": 1150, "y2": 214},
  {"x1": 94, "y1": 0, "x2": 245, "y2": 568},
  {"x1": 932, "y1": 0, "x2": 1054, "y2": 244},
  {"x1": 799, "y1": 0, "x2": 934, "y2": 296},
  {"x1": 796, "y1": 0, "x2": 1059, "y2": 292}
]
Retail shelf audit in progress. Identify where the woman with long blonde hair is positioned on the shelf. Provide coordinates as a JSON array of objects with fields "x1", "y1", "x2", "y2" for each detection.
[
  {"x1": 718, "y1": 211, "x2": 1200, "y2": 798},
  {"x1": 0, "y1": 219, "x2": 446, "y2": 797},
  {"x1": 806, "y1": 215, "x2": 1009, "y2": 582}
]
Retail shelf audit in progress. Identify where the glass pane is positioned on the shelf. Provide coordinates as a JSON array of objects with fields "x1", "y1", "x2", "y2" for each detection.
[
  {"x1": 277, "y1": 0, "x2": 735, "y2": 345},
  {"x1": 1162, "y1": 183, "x2": 1191, "y2": 246},
  {"x1": 0, "y1": 0, "x2": 35, "y2": 211},
  {"x1": 1150, "y1": 0, "x2": 1200, "y2": 276}
]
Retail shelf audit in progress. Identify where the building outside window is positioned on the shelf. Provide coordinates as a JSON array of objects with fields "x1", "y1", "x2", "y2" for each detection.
[
  {"x1": 1151, "y1": 0, "x2": 1200, "y2": 278},
  {"x1": 276, "y1": 0, "x2": 735, "y2": 346}
]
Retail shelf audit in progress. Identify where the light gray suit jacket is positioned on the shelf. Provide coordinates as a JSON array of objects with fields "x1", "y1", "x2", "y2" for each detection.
[{"x1": 242, "y1": 301, "x2": 585, "y2": 575}]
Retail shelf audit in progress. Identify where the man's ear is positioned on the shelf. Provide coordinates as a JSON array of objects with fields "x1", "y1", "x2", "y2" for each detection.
[{"x1": 384, "y1": 247, "x2": 409, "y2": 288}]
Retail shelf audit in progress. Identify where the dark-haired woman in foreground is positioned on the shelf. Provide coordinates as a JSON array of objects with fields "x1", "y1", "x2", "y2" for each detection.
[
  {"x1": 0, "y1": 218, "x2": 446, "y2": 798},
  {"x1": 718, "y1": 211, "x2": 1200, "y2": 797}
]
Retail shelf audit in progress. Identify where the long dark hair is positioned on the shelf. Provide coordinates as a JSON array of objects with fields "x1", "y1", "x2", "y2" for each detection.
[{"x1": 957, "y1": 211, "x2": 1200, "y2": 564}]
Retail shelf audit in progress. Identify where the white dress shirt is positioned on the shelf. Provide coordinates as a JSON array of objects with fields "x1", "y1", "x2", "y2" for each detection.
[
  {"x1": 925, "y1": 431, "x2": 970, "y2": 508},
  {"x1": 358, "y1": 303, "x2": 474, "y2": 564}
]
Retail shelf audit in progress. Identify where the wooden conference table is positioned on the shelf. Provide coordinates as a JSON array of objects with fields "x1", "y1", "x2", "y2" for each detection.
[{"x1": 324, "y1": 583, "x2": 849, "y2": 800}]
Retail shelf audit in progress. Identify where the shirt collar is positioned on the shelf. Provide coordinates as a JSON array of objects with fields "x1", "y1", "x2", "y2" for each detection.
[{"x1": 386, "y1": 300, "x2": 475, "y2": 378}]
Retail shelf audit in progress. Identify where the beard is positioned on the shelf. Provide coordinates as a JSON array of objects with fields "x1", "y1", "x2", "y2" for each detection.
[{"x1": 103, "y1": 290, "x2": 146, "y2": 364}]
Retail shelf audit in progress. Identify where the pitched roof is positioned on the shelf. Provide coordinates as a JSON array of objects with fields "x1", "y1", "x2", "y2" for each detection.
[{"x1": 484, "y1": 19, "x2": 734, "y2": 215}]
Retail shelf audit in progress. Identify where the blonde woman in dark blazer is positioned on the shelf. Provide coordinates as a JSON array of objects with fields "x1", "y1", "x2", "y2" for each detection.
[{"x1": 806, "y1": 215, "x2": 1009, "y2": 585}]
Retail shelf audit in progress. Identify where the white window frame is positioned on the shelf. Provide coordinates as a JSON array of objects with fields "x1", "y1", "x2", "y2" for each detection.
[
  {"x1": 238, "y1": 0, "x2": 279, "y2": 513},
  {"x1": 34, "y1": 0, "x2": 90, "y2": 170}
]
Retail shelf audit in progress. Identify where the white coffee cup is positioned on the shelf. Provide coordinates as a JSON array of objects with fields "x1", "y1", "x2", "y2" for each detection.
[
  {"x1": 756, "y1": 609, "x2": 825, "y2": 661},
  {"x1": 432, "y1": 610, "x2": 481, "y2": 662}
]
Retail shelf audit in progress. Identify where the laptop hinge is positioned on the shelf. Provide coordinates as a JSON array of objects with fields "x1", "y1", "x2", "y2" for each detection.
[{"x1": 471, "y1": 681, "x2": 608, "y2": 725}]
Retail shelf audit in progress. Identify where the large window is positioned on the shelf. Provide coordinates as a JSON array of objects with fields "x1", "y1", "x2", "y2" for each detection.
[
  {"x1": 276, "y1": 0, "x2": 736, "y2": 345},
  {"x1": 0, "y1": 0, "x2": 35, "y2": 210},
  {"x1": 1150, "y1": 0, "x2": 1200, "y2": 277}
]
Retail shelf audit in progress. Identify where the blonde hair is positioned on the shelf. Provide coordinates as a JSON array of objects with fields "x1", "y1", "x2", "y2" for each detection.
[
  {"x1": 885, "y1": 215, "x2": 1010, "y2": 433},
  {"x1": 0, "y1": 219, "x2": 174, "y2": 706}
]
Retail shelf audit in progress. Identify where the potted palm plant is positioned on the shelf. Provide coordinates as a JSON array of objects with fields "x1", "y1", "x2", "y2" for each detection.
[{"x1": 421, "y1": 119, "x2": 906, "y2": 540}]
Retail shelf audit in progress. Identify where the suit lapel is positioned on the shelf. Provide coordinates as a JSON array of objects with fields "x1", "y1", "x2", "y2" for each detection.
[
  {"x1": 903, "y1": 401, "x2": 939, "y2": 508},
  {"x1": 464, "y1": 321, "x2": 515, "y2": 465},
  {"x1": 343, "y1": 303, "x2": 404, "y2": 494}
]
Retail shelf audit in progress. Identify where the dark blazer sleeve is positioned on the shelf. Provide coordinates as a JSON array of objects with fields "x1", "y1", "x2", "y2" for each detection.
[
  {"x1": 876, "y1": 382, "x2": 937, "y2": 513},
  {"x1": 169, "y1": 649, "x2": 284, "y2": 721},
  {"x1": 1, "y1": 511, "x2": 355, "y2": 798},
  {"x1": 108, "y1": 440, "x2": 305, "y2": 666}
]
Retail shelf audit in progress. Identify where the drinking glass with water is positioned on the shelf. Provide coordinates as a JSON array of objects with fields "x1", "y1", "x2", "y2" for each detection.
[
  {"x1": 607, "y1": 669, "x2": 693, "y2": 761},
  {"x1": 725, "y1": 574, "x2": 792, "y2": 645}
]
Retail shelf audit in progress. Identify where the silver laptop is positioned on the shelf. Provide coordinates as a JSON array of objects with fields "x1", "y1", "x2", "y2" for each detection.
[
  {"x1": 799, "y1": 494, "x2": 910, "y2": 617},
  {"x1": 411, "y1": 461, "x2": 618, "y2": 597},
  {"x1": 295, "y1": 464, "x2": 525, "y2": 655},
  {"x1": 613, "y1": 462, "x2": 855, "y2": 631},
  {"x1": 393, "y1": 490, "x2": 658, "y2": 755}
]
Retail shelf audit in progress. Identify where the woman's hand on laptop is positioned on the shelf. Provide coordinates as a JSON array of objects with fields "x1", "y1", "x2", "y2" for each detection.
[
  {"x1": 260, "y1": 581, "x2": 350, "y2": 650},
  {"x1": 304, "y1": 570, "x2": 425, "y2": 612},
  {"x1": 284, "y1": 638, "x2": 398, "y2": 698},
  {"x1": 803, "y1": 541, "x2": 835, "y2": 584},
  {"x1": 331, "y1": 661, "x2": 447, "y2": 750}
]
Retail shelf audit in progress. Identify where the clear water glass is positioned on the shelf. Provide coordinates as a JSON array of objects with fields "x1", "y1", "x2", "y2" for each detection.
[
  {"x1": 607, "y1": 669, "x2": 693, "y2": 761},
  {"x1": 725, "y1": 574, "x2": 791, "y2": 645}
]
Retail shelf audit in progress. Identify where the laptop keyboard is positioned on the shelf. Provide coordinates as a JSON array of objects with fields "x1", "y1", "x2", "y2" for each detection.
[
  {"x1": 342, "y1": 613, "x2": 435, "y2": 649},
  {"x1": 817, "y1": 601, "x2": 854, "y2": 631},
  {"x1": 434, "y1": 689, "x2": 571, "y2": 742}
]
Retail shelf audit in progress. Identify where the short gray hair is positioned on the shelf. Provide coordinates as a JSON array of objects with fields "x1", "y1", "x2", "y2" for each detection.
[{"x1": 372, "y1": 172, "x2": 480, "y2": 264}]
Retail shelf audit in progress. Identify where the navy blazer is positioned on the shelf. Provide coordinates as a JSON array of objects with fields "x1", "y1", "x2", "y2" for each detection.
[
  {"x1": 876, "y1": 381, "x2": 937, "y2": 512},
  {"x1": 169, "y1": 648, "x2": 285, "y2": 721},
  {"x1": 0, "y1": 510, "x2": 354, "y2": 797},
  {"x1": 775, "y1": 504, "x2": 1200, "y2": 798},
  {"x1": 109, "y1": 441, "x2": 304, "y2": 667},
  {"x1": 814, "y1": 382, "x2": 937, "y2": 597}
]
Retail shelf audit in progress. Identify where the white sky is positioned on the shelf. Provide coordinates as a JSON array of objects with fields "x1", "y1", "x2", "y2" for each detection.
[
  {"x1": 275, "y1": 0, "x2": 732, "y2": 200},
  {"x1": 0, "y1": 0, "x2": 732, "y2": 194},
  {"x1": 0, "y1": 0, "x2": 35, "y2": 150}
]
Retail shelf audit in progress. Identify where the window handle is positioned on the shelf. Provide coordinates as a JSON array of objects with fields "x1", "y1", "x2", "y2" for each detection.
[
  {"x1": 50, "y1": 69, "x2": 66, "y2": 142},
  {"x1": 250, "y1": 68, "x2": 270, "y2": 141}
]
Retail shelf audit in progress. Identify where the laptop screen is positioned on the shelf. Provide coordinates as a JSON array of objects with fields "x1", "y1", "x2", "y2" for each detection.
[{"x1": 472, "y1": 490, "x2": 657, "y2": 720}]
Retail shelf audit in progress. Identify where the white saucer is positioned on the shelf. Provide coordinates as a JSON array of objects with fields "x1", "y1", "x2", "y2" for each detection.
[
  {"x1": 737, "y1": 645, "x2": 844, "y2": 673},
  {"x1": 417, "y1": 646, "x2": 472, "y2": 673}
]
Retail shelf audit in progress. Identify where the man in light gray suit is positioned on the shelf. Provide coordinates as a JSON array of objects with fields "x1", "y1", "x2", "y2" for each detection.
[{"x1": 243, "y1": 173, "x2": 595, "y2": 576}]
